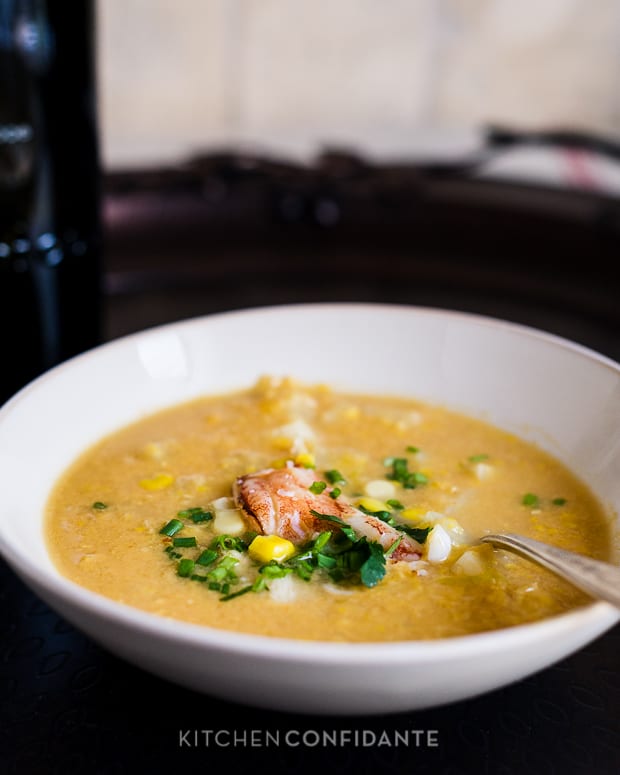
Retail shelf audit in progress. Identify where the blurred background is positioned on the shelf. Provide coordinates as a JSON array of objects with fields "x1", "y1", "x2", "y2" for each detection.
[
  {"x1": 2, "y1": 0, "x2": 620, "y2": 405},
  {"x1": 96, "y1": 0, "x2": 620, "y2": 352}
]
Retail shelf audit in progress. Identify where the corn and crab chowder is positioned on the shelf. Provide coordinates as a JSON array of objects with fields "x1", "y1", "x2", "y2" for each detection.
[{"x1": 46, "y1": 377, "x2": 612, "y2": 642}]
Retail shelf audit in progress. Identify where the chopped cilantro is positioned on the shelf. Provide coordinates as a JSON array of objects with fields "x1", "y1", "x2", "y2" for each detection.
[
  {"x1": 360, "y1": 504, "x2": 432, "y2": 544},
  {"x1": 360, "y1": 541, "x2": 387, "y2": 588},
  {"x1": 310, "y1": 510, "x2": 357, "y2": 541},
  {"x1": 522, "y1": 493, "x2": 539, "y2": 507},
  {"x1": 385, "y1": 457, "x2": 428, "y2": 489},
  {"x1": 552, "y1": 497, "x2": 567, "y2": 506},
  {"x1": 92, "y1": 501, "x2": 108, "y2": 510}
]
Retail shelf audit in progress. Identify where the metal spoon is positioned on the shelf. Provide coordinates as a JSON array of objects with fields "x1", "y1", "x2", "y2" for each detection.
[{"x1": 480, "y1": 533, "x2": 620, "y2": 609}]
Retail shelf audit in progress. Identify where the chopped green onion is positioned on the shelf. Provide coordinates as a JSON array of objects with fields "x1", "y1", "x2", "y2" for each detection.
[
  {"x1": 313, "y1": 531, "x2": 332, "y2": 552},
  {"x1": 309, "y1": 481, "x2": 327, "y2": 495},
  {"x1": 468, "y1": 454, "x2": 489, "y2": 463},
  {"x1": 173, "y1": 536, "x2": 197, "y2": 548},
  {"x1": 219, "y1": 584, "x2": 253, "y2": 601},
  {"x1": 317, "y1": 553, "x2": 337, "y2": 569},
  {"x1": 325, "y1": 469, "x2": 346, "y2": 485},
  {"x1": 177, "y1": 507, "x2": 213, "y2": 524},
  {"x1": 92, "y1": 501, "x2": 108, "y2": 510},
  {"x1": 406, "y1": 446, "x2": 419, "y2": 454},
  {"x1": 386, "y1": 499, "x2": 404, "y2": 510},
  {"x1": 552, "y1": 497, "x2": 567, "y2": 506},
  {"x1": 159, "y1": 518, "x2": 184, "y2": 537},
  {"x1": 252, "y1": 577, "x2": 268, "y2": 593},
  {"x1": 522, "y1": 493, "x2": 539, "y2": 507},
  {"x1": 177, "y1": 559, "x2": 195, "y2": 577},
  {"x1": 259, "y1": 563, "x2": 291, "y2": 579},
  {"x1": 197, "y1": 549, "x2": 218, "y2": 566},
  {"x1": 209, "y1": 535, "x2": 247, "y2": 552},
  {"x1": 330, "y1": 487, "x2": 342, "y2": 499},
  {"x1": 293, "y1": 560, "x2": 314, "y2": 581},
  {"x1": 385, "y1": 535, "x2": 403, "y2": 557}
]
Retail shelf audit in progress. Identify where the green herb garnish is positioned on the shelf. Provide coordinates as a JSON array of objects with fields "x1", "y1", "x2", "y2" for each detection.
[
  {"x1": 177, "y1": 558, "x2": 195, "y2": 577},
  {"x1": 196, "y1": 549, "x2": 218, "y2": 566},
  {"x1": 310, "y1": 510, "x2": 357, "y2": 541},
  {"x1": 330, "y1": 487, "x2": 342, "y2": 499},
  {"x1": 259, "y1": 563, "x2": 292, "y2": 579},
  {"x1": 406, "y1": 446, "x2": 419, "y2": 454},
  {"x1": 178, "y1": 507, "x2": 213, "y2": 524},
  {"x1": 360, "y1": 541, "x2": 387, "y2": 587},
  {"x1": 325, "y1": 469, "x2": 346, "y2": 485},
  {"x1": 522, "y1": 493, "x2": 540, "y2": 507},
  {"x1": 159, "y1": 518, "x2": 184, "y2": 537},
  {"x1": 386, "y1": 499, "x2": 404, "y2": 510},
  {"x1": 552, "y1": 497, "x2": 567, "y2": 506},
  {"x1": 359, "y1": 504, "x2": 431, "y2": 544},
  {"x1": 309, "y1": 481, "x2": 327, "y2": 495},
  {"x1": 209, "y1": 534, "x2": 248, "y2": 552},
  {"x1": 92, "y1": 501, "x2": 108, "y2": 510},
  {"x1": 468, "y1": 454, "x2": 489, "y2": 463},
  {"x1": 173, "y1": 536, "x2": 197, "y2": 548},
  {"x1": 385, "y1": 457, "x2": 428, "y2": 489}
]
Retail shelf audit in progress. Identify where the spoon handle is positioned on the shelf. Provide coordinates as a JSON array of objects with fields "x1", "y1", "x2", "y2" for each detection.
[{"x1": 481, "y1": 533, "x2": 620, "y2": 609}]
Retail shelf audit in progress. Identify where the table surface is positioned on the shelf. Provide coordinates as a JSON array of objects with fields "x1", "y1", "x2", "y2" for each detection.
[{"x1": 2, "y1": 162, "x2": 620, "y2": 774}]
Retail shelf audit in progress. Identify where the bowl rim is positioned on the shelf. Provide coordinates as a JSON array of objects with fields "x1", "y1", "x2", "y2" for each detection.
[{"x1": 1, "y1": 302, "x2": 619, "y2": 661}]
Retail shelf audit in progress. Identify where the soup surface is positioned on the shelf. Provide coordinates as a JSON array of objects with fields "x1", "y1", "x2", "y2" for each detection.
[{"x1": 46, "y1": 377, "x2": 612, "y2": 641}]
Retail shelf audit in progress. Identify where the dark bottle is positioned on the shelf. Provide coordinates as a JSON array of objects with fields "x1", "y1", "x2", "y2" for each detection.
[{"x1": 0, "y1": 0, "x2": 101, "y2": 405}]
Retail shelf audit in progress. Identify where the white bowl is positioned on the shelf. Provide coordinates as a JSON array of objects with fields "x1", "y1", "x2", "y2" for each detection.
[{"x1": 0, "y1": 303, "x2": 618, "y2": 715}]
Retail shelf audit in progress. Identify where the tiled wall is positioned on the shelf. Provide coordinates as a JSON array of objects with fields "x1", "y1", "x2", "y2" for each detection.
[{"x1": 98, "y1": 0, "x2": 620, "y2": 168}]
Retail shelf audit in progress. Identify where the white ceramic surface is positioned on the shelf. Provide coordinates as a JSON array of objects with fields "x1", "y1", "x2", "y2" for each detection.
[{"x1": 0, "y1": 303, "x2": 618, "y2": 715}]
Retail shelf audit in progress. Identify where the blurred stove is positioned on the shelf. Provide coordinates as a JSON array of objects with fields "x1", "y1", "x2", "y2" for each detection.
[{"x1": 102, "y1": 137, "x2": 620, "y2": 362}]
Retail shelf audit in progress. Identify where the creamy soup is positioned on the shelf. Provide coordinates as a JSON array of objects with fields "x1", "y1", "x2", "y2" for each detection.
[{"x1": 46, "y1": 377, "x2": 612, "y2": 642}]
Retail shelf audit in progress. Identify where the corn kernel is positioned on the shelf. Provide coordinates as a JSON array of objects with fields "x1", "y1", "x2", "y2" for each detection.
[
  {"x1": 139, "y1": 473, "x2": 174, "y2": 491},
  {"x1": 248, "y1": 535, "x2": 296, "y2": 563},
  {"x1": 400, "y1": 507, "x2": 426, "y2": 522},
  {"x1": 270, "y1": 458, "x2": 290, "y2": 469},
  {"x1": 357, "y1": 497, "x2": 391, "y2": 513},
  {"x1": 294, "y1": 452, "x2": 315, "y2": 468}
]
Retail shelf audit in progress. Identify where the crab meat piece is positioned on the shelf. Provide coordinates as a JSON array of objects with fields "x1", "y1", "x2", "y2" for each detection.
[{"x1": 233, "y1": 466, "x2": 421, "y2": 561}]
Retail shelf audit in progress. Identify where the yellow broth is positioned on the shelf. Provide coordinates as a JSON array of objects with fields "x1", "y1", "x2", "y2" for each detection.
[{"x1": 45, "y1": 377, "x2": 613, "y2": 641}]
